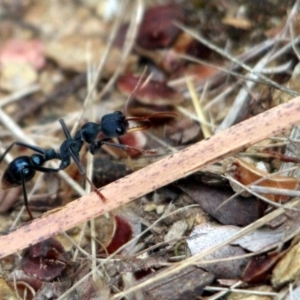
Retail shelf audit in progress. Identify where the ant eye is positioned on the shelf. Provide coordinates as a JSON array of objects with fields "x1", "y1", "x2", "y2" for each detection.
[{"x1": 116, "y1": 127, "x2": 125, "y2": 135}]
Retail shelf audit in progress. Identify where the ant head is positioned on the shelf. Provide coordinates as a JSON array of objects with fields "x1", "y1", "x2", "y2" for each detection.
[{"x1": 101, "y1": 111, "x2": 129, "y2": 138}]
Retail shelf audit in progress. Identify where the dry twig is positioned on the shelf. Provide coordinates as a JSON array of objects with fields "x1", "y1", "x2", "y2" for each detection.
[{"x1": 1, "y1": 95, "x2": 300, "y2": 259}]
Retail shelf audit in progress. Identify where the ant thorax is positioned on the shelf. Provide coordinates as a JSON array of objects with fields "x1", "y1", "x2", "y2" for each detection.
[{"x1": 80, "y1": 122, "x2": 102, "y2": 143}]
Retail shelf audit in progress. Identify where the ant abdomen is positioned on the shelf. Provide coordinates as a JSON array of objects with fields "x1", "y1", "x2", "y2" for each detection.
[{"x1": 2, "y1": 156, "x2": 36, "y2": 189}]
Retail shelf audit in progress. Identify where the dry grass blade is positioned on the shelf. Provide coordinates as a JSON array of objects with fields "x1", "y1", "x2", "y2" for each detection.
[
  {"x1": 175, "y1": 22, "x2": 300, "y2": 98},
  {"x1": 1, "y1": 96, "x2": 300, "y2": 259}
]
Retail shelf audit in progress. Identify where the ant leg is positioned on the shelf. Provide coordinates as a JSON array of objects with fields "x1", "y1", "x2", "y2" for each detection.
[
  {"x1": 60, "y1": 119, "x2": 105, "y2": 201},
  {"x1": 0, "y1": 142, "x2": 59, "y2": 164},
  {"x1": 0, "y1": 143, "x2": 15, "y2": 163},
  {"x1": 68, "y1": 148, "x2": 106, "y2": 202},
  {"x1": 15, "y1": 143, "x2": 60, "y2": 161},
  {"x1": 59, "y1": 119, "x2": 72, "y2": 139},
  {"x1": 29, "y1": 165, "x2": 61, "y2": 173},
  {"x1": 18, "y1": 164, "x2": 62, "y2": 220},
  {"x1": 14, "y1": 142, "x2": 56, "y2": 156},
  {"x1": 20, "y1": 168, "x2": 34, "y2": 220},
  {"x1": 93, "y1": 139, "x2": 156, "y2": 155},
  {"x1": 18, "y1": 164, "x2": 63, "y2": 220}
]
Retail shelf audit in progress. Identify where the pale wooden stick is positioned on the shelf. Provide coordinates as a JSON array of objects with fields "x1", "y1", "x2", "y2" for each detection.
[{"x1": 1, "y1": 96, "x2": 300, "y2": 258}]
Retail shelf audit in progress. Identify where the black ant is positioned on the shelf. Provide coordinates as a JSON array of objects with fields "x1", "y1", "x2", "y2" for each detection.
[
  {"x1": 1, "y1": 111, "x2": 175, "y2": 220},
  {"x1": 0, "y1": 119, "x2": 101, "y2": 220}
]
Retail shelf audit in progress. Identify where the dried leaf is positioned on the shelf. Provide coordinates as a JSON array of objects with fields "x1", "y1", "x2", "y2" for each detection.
[
  {"x1": 35, "y1": 281, "x2": 74, "y2": 299},
  {"x1": 185, "y1": 64, "x2": 218, "y2": 83},
  {"x1": 231, "y1": 158, "x2": 300, "y2": 202},
  {"x1": 74, "y1": 265, "x2": 110, "y2": 300},
  {"x1": 167, "y1": 117, "x2": 201, "y2": 144},
  {"x1": 0, "y1": 277, "x2": 18, "y2": 300},
  {"x1": 118, "y1": 130, "x2": 147, "y2": 158},
  {"x1": 105, "y1": 215, "x2": 133, "y2": 254},
  {"x1": 272, "y1": 241, "x2": 300, "y2": 288},
  {"x1": 96, "y1": 208, "x2": 141, "y2": 255},
  {"x1": 285, "y1": 285, "x2": 300, "y2": 300},
  {"x1": 233, "y1": 204, "x2": 300, "y2": 252},
  {"x1": 140, "y1": 266, "x2": 214, "y2": 300},
  {"x1": 242, "y1": 252, "x2": 283, "y2": 283},
  {"x1": 173, "y1": 32, "x2": 212, "y2": 58},
  {"x1": 0, "y1": 62, "x2": 38, "y2": 91},
  {"x1": 164, "y1": 219, "x2": 188, "y2": 242},
  {"x1": 178, "y1": 181, "x2": 265, "y2": 226},
  {"x1": 0, "y1": 39, "x2": 45, "y2": 70},
  {"x1": 117, "y1": 74, "x2": 185, "y2": 105},
  {"x1": 137, "y1": 4, "x2": 184, "y2": 49},
  {"x1": 111, "y1": 253, "x2": 168, "y2": 275},
  {"x1": 8, "y1": 270, "x2": 43, "y2": 292},
  {"x1": 46, "y1": 35, "x2": 137, "y2": 76},
  {"x1": 187, "y1": 223, "x2": 248, "y2": 279},
  {"x1": 21, "y1": 238, "x2": 67, "y2": 281}
]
